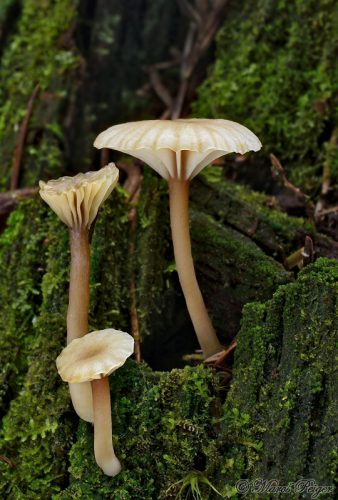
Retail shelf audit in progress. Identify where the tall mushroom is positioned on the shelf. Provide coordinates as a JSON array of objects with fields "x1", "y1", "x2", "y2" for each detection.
[
  {"x1": 56, "y1": 328, "x2": 134, "y2": 476},
  {"x1": 39, "y1": 164, "x2": 119, "y2": 421},
  {"x1": 94, "y1": 119, "x2": 261, "y2": 359}
]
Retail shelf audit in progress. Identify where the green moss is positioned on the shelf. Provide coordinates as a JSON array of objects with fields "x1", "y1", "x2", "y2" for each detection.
[
  {"x1": 193, "y1": 0, "x2": 338, "y2": 193},
  {"x1": 0, "y1": 193, "x2": 336, "y2": 498},
  {"x1": 191, "y1": 208, "x2": 291, "y2": 343},
  {"x1": 0, "y1": 0, "x2": 79, "y2": 188},
  {"x1": 192, "y1": 167, "x2": 314, "y2": 257},
  {"x1": 56, "y1": 362, "x2": 221, "y2": 499},
  {"x1": 136, "y1": 170, "x2": 172, "y2": 339},
  {"x1": 89, "y1": 187, "x2": 131, "y2": 332},
  {"x1": 0, "y1": 198, "x2": 49, "y2": 415},
  {"x1": 219, "y1": 258, "x2": 338, "y2": 495},
  {"x1": 0, "y1": 207, "x2": 73, "y2": 498}
]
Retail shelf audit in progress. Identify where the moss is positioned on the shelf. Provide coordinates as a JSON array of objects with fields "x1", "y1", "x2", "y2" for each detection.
[
  {"x1": 191, "y1": 208, "x2": 291, "y2": 344},
  {"x1": 89, "y1": 187, "x2": 131, "y2": 333},
  {"x1": 0, "y1": 0, "x2": 79, "y2": 188},
  {"x1": 0, "y1": 198, "x2": 49, "y2": 416},
  {"x1": 0, "y1": 190, "x2": 132, "y2": 497},
  {"x1": 218, "y1": 258, "x2": 338, "y2": 496},
  {"x1": 138, "y1": 169, "x2": 293, "y2": 366},
  {"x1": 0, "y1": 206, "x2": 73, "y2": 498},
  {"x1": 0, "y1": 192, "x2": 336, "y2": 498},
  {"x1": 192, "y1": 167, "x2": 314, "y2": 257},
  {"x1": 193, "y1": 0, "x2": 338, "y2": 194},
  {"x1": 135, "y1": 169, "x2": 172, "y2": 339},
  {"x1": 135, "y1": 170, "x2": 193, "y2": 369},
  {"x1": 55, "y1": 362, "x2": 221, "y2": 500}
]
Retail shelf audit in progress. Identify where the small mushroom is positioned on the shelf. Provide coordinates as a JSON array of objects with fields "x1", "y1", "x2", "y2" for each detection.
[
  {"x1": 56, "y1": 329, "x2": 134, "y2": 476},
  {"x1": 94, "y1": 119, "x2": 261, "y2": 359},
  {"x1": 39, "y1": 164, "x2": 119, "y2": 422}
]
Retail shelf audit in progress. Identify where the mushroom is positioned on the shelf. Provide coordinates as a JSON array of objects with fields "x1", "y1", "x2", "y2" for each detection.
[
  {"x1": 39, "y1": 164, "x2": 119, "y2": 421},
  {"x1": 56, "y1": 328, "x2": 134, "y2": 476},
  {"x1": 94, "y1": 119, "x2": 261, "y2": 359}
]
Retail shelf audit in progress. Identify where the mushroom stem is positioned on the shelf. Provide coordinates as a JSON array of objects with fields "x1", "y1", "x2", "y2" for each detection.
[
  {"x1": 67, "y1": 228, "x2": 90, "y2": 343},
  {"x1": 91, "y1": 377, "x2": 121, "y2": 477},
  {"x1": 168, "y1": 177, "x2": 223, "y2": 359},
  {"x1": 67, "y1": 228, "x2": 93, "y2": 422}
]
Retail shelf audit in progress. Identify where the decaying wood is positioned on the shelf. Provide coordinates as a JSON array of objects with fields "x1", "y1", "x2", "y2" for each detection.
[
  {"x1": 0, "y1": 187, "x2": 38, "y2": 216},
  {"x1": 10, "y1": 84, "x2": 40, "y2": 191}
]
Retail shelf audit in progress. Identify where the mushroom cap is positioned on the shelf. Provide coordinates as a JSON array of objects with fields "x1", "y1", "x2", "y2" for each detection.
[
  {"x1": 56, "y1": 329, "x2": 134, "y2": 383},
  {"x1": 94, "y1": 119, "x2": 261, "y2": 181},
  {"x1": 39, "y1": 163, "x2": 119, "y2": 230}
]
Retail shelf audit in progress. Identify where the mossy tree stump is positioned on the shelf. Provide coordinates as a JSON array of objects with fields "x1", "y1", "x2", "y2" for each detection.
[{"x1": 0, "y1": 172, "x2": 336, "y2": 498}]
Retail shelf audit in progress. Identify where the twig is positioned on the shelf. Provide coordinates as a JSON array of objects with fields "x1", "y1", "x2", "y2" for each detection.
[
  {"x1": 316, "y1": 205, "x2": 338, "y2": 217},
  {"x1": 10, "y1": 84, "x2": 40, "y2": 190},
  {"x1": 302, "y1": 235, "x2": 314, "y2": 267},
  {"x1": 129, "y1": 207, "x2": 142, "y2": 363},
  {"x1": 270, "y1": 153, "x2": 315, "y2": 217},
  {"x1": 177, "y1": 0, "x2": 202, "y2": 26},
  {"x1": 146, "y1": 0, "x2": 228, "y2": 119},
  {"x1": 122, "y1": 162, "x2": 143, "y2": 362},
  {"x1": 171, "y1": 0, "x2": 229, "y2": 118},
  {"x1": 204, "y1": 338, "x2": 237, "y2": 368},
  {"x1": 100, "y1": 148, "x2": 110, "y2": 168},
  {"x1": 147, "y1": 66, "x2": 173, "y2": 109},
  {"x1": 0, "y1": 454, "x2": 16, "y2": 469},
  {"x1": 0, "y1": 187, "x2": 38, "y2": 216},
  {"x1": 118, "y1": 161, "x2": 142, "y2": 202},
  {"x1": 315, "y1": 129, "x2": 338, "y2": 217}
]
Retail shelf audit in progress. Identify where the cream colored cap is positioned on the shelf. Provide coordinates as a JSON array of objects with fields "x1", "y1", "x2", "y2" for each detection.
[
  {"x1": 56, "y1": 329, "x2": 134, "y2": 383},
  {"x1": 39, "y1": 163, "x2": 119, "y2": 230},
  {"x1": 94, "y1": 119, "x2": 261, "y2": 181}
]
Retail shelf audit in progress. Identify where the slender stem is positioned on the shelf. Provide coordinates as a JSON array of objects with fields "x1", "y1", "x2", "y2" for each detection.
[
  {"x1": 67, "y1": 228, "x2": 93, "y2": 422},
  {"x1": 92, "y1": 377, "x2": 121, "y2": 476},
  {"x1": 67, "y1": 229, "x2": 90, "y2": 343},
  {"x1": 168, "y1": 178, "x2": 223, "y2": 359}
]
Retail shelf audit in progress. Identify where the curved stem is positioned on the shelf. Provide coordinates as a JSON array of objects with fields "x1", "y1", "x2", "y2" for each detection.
[
  {"x1": 67, "y1": 228, "x2": 93, "y2": 422},
  {"x1": 92, "y1": 377, "x2": 121, "y2": 476},
  {"x1": 168, "y1": 178, "x2": 223, "y2": 359}
]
